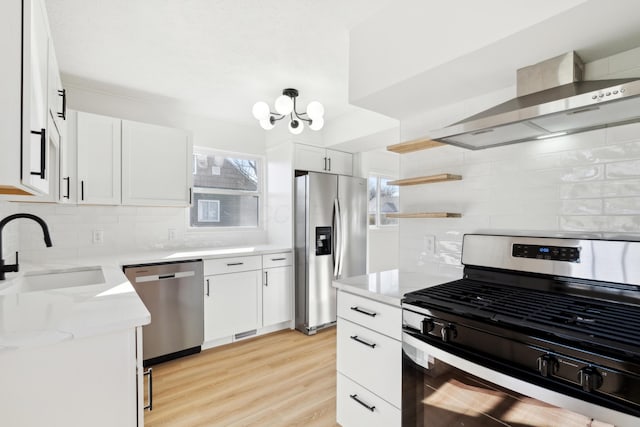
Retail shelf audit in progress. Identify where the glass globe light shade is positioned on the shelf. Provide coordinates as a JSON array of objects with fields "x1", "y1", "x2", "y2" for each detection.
[
  {"x1": 275, "y1": 95, "x2": 294, "y2": 115},
  {"x1": 289, "y1": 119, "x2": 304, "y2": 135},
  {"x1": 260, "y1": 118, "x2": 275, "y2": 130},
  {"x1": 252, "y1": 101, "x2": 270, "y2": 121},
  {"x1": 306, "y1": 101, "x2": 324, "y2": 120},
  {"x1": 309, "y1": 116, "x2": 324, "y2": 131}
]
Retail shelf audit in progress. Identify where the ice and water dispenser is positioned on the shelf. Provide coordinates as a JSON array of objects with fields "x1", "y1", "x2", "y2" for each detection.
[{"x1": 315, "y1": 227, "x2": 332, "y2": 256}]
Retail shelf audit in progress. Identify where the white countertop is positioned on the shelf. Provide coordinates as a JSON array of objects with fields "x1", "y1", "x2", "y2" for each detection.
[
  {"x1": 333, "y1": 269, "x2": 461, "y2": 306},
  {"x1": 0, "y1": 244, "x2": 291, "y2": 352}
]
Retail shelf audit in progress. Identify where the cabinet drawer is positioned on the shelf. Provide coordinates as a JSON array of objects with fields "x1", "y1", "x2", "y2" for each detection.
[
  {"x1": 337, "y1": 318, "x2": 401, "y2": 408},
  {"x1": 262, "y1": 252, "x2": 292, "y2": 268},
  {"x1": 337, "y1": 372, "x2": 400, "y2": 427},
  {"x1": 337, "y1": 291, "x2": 402, "y2": 340},
  {"x1": 204, "y1": 255, "x2": 261, "y2": 275}
]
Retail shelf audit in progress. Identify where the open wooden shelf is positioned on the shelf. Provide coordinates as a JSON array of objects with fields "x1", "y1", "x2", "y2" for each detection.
[
  {"x1": 385, "y1": 212, "x2": 462, "y2": 219},
  {"x1": 387, "y1": 173, "x2": 461, "y2": 186},
  {"x1": 387, "y1": 137, "x2": 444, "y2": 154}
]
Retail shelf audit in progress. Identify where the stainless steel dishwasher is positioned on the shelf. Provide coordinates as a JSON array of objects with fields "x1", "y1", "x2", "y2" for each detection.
[{"x1": 124, "y1": 259, "x2": 204, "y2": 366}]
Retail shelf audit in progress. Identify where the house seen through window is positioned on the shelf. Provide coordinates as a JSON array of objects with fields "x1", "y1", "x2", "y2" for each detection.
[
  {"x1": 190, "y1": 148, "x2": 262, "y2": 228},
  {"x1": 368, "y1": 176, "x2": 399, "y2": 226}
]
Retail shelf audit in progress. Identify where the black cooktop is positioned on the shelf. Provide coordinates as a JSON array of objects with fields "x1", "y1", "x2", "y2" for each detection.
[{"x1": 404, "y1": 278, "x2": 640, "y2": 357}]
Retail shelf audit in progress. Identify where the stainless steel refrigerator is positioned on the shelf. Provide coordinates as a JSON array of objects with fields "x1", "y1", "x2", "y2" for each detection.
[{"x1": 294, "y1": 171, "x2": 367, "y2": 335}]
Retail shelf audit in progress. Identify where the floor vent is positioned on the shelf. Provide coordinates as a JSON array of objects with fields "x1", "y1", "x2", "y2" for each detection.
[{"x1": 235, "y1": 330, "x2": 257, "y2": 340}]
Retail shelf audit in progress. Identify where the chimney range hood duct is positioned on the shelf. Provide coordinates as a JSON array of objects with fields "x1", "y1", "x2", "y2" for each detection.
[{"x1": 429, "y1": 51, "x2": 640, "y2": 150}]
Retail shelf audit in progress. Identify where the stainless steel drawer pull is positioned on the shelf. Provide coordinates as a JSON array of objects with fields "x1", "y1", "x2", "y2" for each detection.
[
  {"x1": 350, "y1": 306, "x2": 377, "y2": 317},
  {"x1": 350, "y1": 335, "x2": 376, "y2": 348},
  {"x1": 349, "y1": 394, "x2": 375, "y2": 412},
  {"x1": 271, "y1": 257, "x2": 286, "y2": 261},
  {"x1": 227, "y1": 262, "x2": 244, "y2": 266},
  {"x1": 144, "y1": 367, "x2": 153, "y2": 411}
]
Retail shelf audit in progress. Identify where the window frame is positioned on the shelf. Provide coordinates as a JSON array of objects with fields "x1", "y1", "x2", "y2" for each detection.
[
  {"x1": 187, "y1": 146, "x2": 264, "y2": 231},
  {"x1": 368, "y1": 174, "x2": 399, "y2": 228}
]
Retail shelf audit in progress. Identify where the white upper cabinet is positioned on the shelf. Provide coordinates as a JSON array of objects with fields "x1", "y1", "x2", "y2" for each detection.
[
  {"x1": 295, "y1": 143, "x2": 353, "y2": 175},
  {"x1": 47, "y1": 39, "x2": 66, "y2": 133},
  {"x1": 121, "y1": 120, "x2": 192, "y2": 206},
  {"x1": 0, "y1": 0, "x2": 61, "y2": 197},
  {"x1": 76, "y1": 111, "x2": 122, "y2": 205}
]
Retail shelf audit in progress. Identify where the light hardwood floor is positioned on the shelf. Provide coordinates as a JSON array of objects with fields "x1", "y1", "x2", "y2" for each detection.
[{"x1": 144, "y1": 327, "x2": 339, "y2": 427}]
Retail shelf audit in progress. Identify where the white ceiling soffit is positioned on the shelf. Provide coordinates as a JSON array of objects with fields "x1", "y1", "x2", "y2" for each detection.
[
  {"x1": 45, "y1": 0, "x2": 392, "y2": 125},
  {"x1": 349, "y1": 0, "x2": 640, "y2": 120}
]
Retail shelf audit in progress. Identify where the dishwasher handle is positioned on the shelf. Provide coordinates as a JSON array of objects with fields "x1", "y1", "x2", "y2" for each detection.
[{"x1": 133, "y1": 270, "x2": 196, "y2": 283}]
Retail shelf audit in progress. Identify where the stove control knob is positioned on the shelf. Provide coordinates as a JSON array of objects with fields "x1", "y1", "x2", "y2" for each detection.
[
  {"x1": 578, "y1": 367, "x2": 603, "y2": 392},
  {"x1": 441, "y1": 324, "x2": 456, "y2": 343},
  {"x1": 421, "y1": 318, "x2": 435, "y2": 334},
  {"x1": 536, "y1": 355, "x2": 558, "y2": 377}
]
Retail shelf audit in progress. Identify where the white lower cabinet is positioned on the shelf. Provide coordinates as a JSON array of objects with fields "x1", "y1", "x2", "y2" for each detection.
[
  {"x1": 0, "y1": 327, "x2": 142, "y2": 427},
  {"x1": 336, "y1": 290, "x2": 402, "y2": 427},
  {"x1": 337, "y1": 373, "x2": 401, "y2": 427},
  {"x1": 203, "y1": 252, "x2": 293, "y2": 346},
  {"x1": 204, "y1": 256, "x2": 262, "y2": 342},
  {"x1": 262, "y1": 252, "x2": 293, "y2": 327}
]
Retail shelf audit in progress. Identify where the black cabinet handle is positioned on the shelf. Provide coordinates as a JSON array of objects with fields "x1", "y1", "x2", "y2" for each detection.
[
  {"x1": 264, "y1": 271, "x2": 268, "y2": 286},
  {"x1": 57, "y1": 89, "x2": 66, "y2": 120},
  {"x1": 206, "y1": 279, "x2": 210, "y2": 296},
  {"x1": 30, "y1": 128, "x2": 46, "y2": 179},
  {"x1": 189, "y1": 187, "x2": 192, "y2": 205},
  {"x1": 349, "y1": 394, "x2": 375, "y2": 412},
  {"x1": 144, "y1": 367, "x2": 153, "y2": 411},
  {"x1": 63, "y1": 176, "x2": 70, "y2": 199},
  {"x1": 323, "y1": 157, "x2": 327, "y2": 171},
  {"x1": 350, "y1": 335, "x2": 376, "y2": 348},
  {"x1": 271, "y1": 257, "x2": 286, "y2": 261},
  {"x1": 328, "y1": 157, "x2": 331, "y2": 171},
  {"x1": 226, "y1": 262, "x2": 244, "y2": 266},
  {"x1": 350, "y1": 306, "x2": 377, "y2": 317},
  {"x1": 81, "y1": 180, "x2": 85, "y2": 201}
]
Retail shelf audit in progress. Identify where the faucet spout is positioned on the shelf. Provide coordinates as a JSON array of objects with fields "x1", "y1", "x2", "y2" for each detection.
[{"x1": 0, "y1": 213, "x2": 53, "y2": 280}]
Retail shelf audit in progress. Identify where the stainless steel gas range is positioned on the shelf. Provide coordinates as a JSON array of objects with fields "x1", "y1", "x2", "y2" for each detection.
[{"x1": 402, "y1": 234, "x2": 640, "y2": 427}]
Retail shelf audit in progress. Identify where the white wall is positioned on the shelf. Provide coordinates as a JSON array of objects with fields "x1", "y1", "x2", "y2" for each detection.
[{"x1": 356, "y1": 149, "x2": 400, "y2": 273}]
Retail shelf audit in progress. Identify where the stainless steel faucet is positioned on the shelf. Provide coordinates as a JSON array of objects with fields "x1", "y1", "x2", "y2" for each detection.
[{"x1": 0, "y1": 213, "x2": 53, "y2": 280}]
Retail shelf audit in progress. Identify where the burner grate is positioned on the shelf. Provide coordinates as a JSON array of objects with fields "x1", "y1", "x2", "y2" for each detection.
[{"x1": 408, "y1": 279, "x2": 640, "y2": 350}]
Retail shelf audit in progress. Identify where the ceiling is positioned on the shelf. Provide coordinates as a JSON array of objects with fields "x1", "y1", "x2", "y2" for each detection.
[
  {"x1": 45, "y1": 0, "x2": 392, "y2": 125},
  {"x1": 46, "y1": 0, "x2": 640, "y2": 138}
]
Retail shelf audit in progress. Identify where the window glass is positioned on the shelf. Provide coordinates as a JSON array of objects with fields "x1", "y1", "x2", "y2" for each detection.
[
  {"x1": 368, "y1": 175, "x2": 399, "y2": 227},
  {"x1": 190, "y1": 148, "x2": 261, "y2": 228}
]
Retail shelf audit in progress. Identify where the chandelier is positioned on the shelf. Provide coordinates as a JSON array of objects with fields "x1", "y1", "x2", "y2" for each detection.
[{"x1": 252, "y1": 88, "x2": 324, "y2": 134}]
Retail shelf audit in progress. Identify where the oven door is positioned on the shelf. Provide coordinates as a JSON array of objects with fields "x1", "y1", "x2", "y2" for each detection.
[{"x1": 402, "y1": 332, "x2": 636, "y2": 427}]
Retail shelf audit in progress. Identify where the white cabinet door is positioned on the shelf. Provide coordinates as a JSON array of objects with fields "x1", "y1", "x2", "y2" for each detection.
[
  {"x1": 26, "y1": 0, "x2": 50, "y2": 194},
  {"x1": 204, "y1": 269, "x2": 262, "y2": 342},
  {"x1": 59, "y1": 110, "x2": 77, "y2": 203},
  {"x1": 121, "y1": 120, "x2": 192, "y2": 206},
  {"x1": 47, "y1": 39, "x2": 65, "y2": 134},
  {"x1": 263, "y1": 265, "x2": 293, "y2": 327},
  {"x1": 76, "y1": 112, "x2": 121, "y2": 205},
  {"x1": 294, "y1": 143, "x2": 327, "y2": 173},
  {"x1": 326, "y1": 149, "x2": 353, "y2": 175}
]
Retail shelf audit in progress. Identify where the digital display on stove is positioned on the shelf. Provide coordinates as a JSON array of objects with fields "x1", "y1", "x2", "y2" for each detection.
[{"x1": 512, "y1": 244, "x2": 580, "y2": 262}]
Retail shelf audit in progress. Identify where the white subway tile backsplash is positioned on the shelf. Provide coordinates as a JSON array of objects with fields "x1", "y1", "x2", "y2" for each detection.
[
  {"x1": 399, "y1": 118, "x2": 640, "y2": 272},
  {"x1": 608, "y1": 47, "x2": 640, "y2": 74},
  {"x1": 606, "y1": 159, "x2": 640, "y2": 178},
  {"x1": 604, "y1": 197, "x2": 640, "y2": 215}
]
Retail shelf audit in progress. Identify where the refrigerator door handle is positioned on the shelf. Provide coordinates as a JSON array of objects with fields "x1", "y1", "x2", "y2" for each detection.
[
  {"x1": 333, "y1": 198, "x2": 342, "y2": 278},
  {"x1": 337, "y1": 198, "x2": 346, "y2": 277}
]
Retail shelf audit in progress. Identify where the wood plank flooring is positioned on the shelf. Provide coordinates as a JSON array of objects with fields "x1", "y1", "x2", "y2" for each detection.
[{"x1": 144, "y1": 327, "x2": 339, "y2": 427}]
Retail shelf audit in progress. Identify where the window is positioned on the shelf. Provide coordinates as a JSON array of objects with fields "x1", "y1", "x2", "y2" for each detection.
[
  {"x1": 368, "y1": 176, "x2": 399, "y2": 227},
  {"x1": 190, "y1": 148, "x2": 262, "y2": 228}
]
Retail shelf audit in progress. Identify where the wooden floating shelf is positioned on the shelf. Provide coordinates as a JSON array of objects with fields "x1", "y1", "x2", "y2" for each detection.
[
  {"x1": 385, "y1": 212, "x2": 462, "y2": 219},
  {"x1": 387, "y1": 173, "x2": 461, "y2": 186},
  {"x1": 387, "y1": 137, "x2": 445, "y2": 154}
]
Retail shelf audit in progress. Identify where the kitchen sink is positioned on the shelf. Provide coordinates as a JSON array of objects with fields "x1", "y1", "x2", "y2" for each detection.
[{"x1": 0, "y1": 266, "x2": 106, "y2": 294}]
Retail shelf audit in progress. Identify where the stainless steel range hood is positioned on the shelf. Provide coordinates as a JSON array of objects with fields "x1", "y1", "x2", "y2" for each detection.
[{"x1": 430, "y1": 52, "x2": 640, "y2": 150}]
